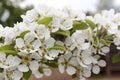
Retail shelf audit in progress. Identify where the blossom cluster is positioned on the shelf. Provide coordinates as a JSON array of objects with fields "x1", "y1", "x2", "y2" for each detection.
[{"x1": 0, "y1": 5, "x2": 119, "y2": 80}]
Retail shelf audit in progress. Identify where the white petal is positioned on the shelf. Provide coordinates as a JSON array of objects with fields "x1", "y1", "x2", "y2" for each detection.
[
  {"x1": 66, "y1": 66, "x2": 76, "y2": 75},
  {"x1": 69, "y1": 57, "x2": 78, "y2": 66},
  {"x1": 33, "y1": 71, "x2": 43, "y2": 78},
  {"x1": 49, "y1": 50, "x2": 59, "y2": 58},
  {"x1": 83, "y1": 57, "x2": 92, "y2": 65},
  {"x1": 64, "y1": 53, "x2": 72, "y2": 60},
  {"x1": 80, "y1": 62, "x2": 88, "y2": 67},
  {"x1": 0, "y1": 52, "x2": 6, "y2": 61},
  {"x1": 114, "y1": 38, "x2": 120, "y2": 46},
  {"x1": 16, "y1": 38, "x2": 24, "y2": 48},
  {"x1": 45, "y1": 37, "x2": 55, "y2": 48},
  {"x1": 44, "y1": 55, "x2": 54, "y2": 60},
  {"x1": 30, "y1": 52, "x2": 41, "y2": 60},
  {"x1": 12, "y1": 70, "x2": 23, "y2": 80},
  {"x1": 6, "y1": 55, "x2": 14, "y2": 65},
  {"x1": 18, "y1": 64, "x2": 29, "y2": 72},
  {"x1": 30, "y1": 61, "x2": 39, "y2": 71},
  {"x1": 101, "y1": 46, "x2": 110, "y2": 53},
  {"x1": 81, "y1": 43, "x2": 90, "y2": 50},
  {"x1": 24, "y1": 32, "x2": 35, "y2": 43},
  {"x1": 10, "y1": 56, "x2": 21, "y2": 67},
  {"x1": 43, "y1": 68, "x2": 51, "y2": 76},
  {"x1": 98, "y1": 60, "x2": 106, "y2": 67},
  {"x1": 58, "y1": 64, "x2": 64, "y2": 73},
  {"x1": 32, "y1": 39, "x2": 41, "y2": 50},
  {"x1": 92, "y1": 65, "x2": 100, "y2": 74},
  {"x1": 83, "y1": 69, "x2": 91, "y2": 77}
]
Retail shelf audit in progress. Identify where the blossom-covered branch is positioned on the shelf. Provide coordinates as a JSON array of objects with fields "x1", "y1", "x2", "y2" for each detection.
[{"x1": 0, "y1": 5, "x2": 119, "y2": 80}]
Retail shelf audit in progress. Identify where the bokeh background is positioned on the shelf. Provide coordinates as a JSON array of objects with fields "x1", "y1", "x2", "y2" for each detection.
[{"x1": 1, "y1": 0, "x2": 120, "y2": 80}]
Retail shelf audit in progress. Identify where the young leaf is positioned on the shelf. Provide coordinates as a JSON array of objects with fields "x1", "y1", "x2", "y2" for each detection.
[
  {"x1": 23, "y1": 70, "x2": 32, "y2": 80},
  {"x1": 50, "y1": 44, "x2": 66, "y2": 51},
  {"x1": 38, "y1": 17, "x2": 53, "y2": 25},
  {"x1": 73, "y1": 20, "x2": 89, "y2": 30},
  {"x1": 0, "y1": 45, "x2": 18, "y2": 55},
  {"x1": 55, "y1": 30, "x2": 70, "y2": 37},
  {"x1": 104, "y1": 34, "x2": 114, "y2": 41},
  {"x1": 93, "y1": 37, "x2": 99, "y2": 47},
  {"x1": 85, "y1": 19, "x2": 96, "y2": 30},
  {"x1": 118, "y1": 25, "x2": 120, "y2": 30},
  {"x1": 72, "y1": 73, "x2": 77, "y2": 78},
  {"x1": 19, "y1": 30, "x2": 30, "y2": 39},
  {"x1": 112, "y1": 51, "x2": 120, "y2": 63},
  {"x1": 44, "y1": 60, "x2": 58, "y2": 68},
  {"x1": 100, "y1": 39, "x2": 111, "y2": 47}
]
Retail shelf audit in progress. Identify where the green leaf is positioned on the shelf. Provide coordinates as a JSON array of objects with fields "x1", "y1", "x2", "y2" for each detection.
[
  {"x1": 118, "y1": 25, "x2": 120, "y2": 30},
  {"x1": 112, "y1": 51, "x2": 120, "y2": 63},
  {"x1": 45, "y1": 60, "x2": 58, "y2": 68},
  {"x1": 38, "y1": 17, "x2": 53, "y2": 25},
  {"x1": 85, "y1": 19, "x2": 96, "y2": 30},
  {"x1": 73, "y1": 20, "x2": 89, "y2": 30},
  {"x1": 100, "y1": 39, "x2": 111, "y2": 47},
  {"x1": 105, "y1": 34, "x2": 114, "y2": 41},
  {"x1": 23, "y1": 70, "x2": 32, "y2": 80},
  {"x1": 0, "y1": 45, "x2": 18, "y2": 55},
  {"x1": 72, "y1": 73, "x2": 77, "y2": 78},
  {"x1": 0, "y1": 68, "x2": 3, "y2": 72},
  {"x1": 19, "y1": 30, "x2": 30, "y2": 39},
  {"x1": 55, "y1": 30, "x2": 70, "y2": 37},
  {"x1": 93, "y1": 37, "x2": 99, "y2": 47},
  {"x1": 50, "y1": 44, "x2": 66, "y2": 51}
]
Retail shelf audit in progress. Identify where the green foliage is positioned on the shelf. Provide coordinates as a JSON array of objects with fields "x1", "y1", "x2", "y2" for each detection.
[
  {"x1": 0, "y1": 0, "x2": 32, "y2": 27},
  {"x1": 112, "y1": 51, "x2": 120, "y2": 63},
  {"x1": 19, "y1": 30, "x2": 30, "y2": 39},
  {"x1": 93, "y1": 37, "x2": 99, "y2": 47},
  {"x1": 85, "y1": 19, "x2": 96, "y2": 30},
  {"x1": 73, "y1": 20, "x2": 89, "y2": 30},
  {"x1": 55, "y1": 30, "x2": 70, "y2": 37},
  {"x1": 23, "y1": 70, "x2": 32, "y2": 80},
  {"x1": 50, "y1": 44, "x2": 66, "y2": 51},
  {"x1": 38, "y1": 17, "x2": 53, "y2": 25},
  {"x1": 0, "y1": 45, "x2": 18, "y2": 55},
  {"x1": 72, "y1": 73, "x2": 77, "y2": 78}
]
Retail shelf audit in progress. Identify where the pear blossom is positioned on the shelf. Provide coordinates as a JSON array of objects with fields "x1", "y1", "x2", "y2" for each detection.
[
  {"x1": 58, "y1": 53, "x2": 77, "y2": 75},
  {"x1": 15, "y1": 32, "x2": 41, "y2": 55}
]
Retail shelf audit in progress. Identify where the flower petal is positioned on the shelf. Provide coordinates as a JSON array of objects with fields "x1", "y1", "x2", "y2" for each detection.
[
  {"x1": 43, "y1": 68, "x2": 51, "y2": 76},
  {"x1": 66, "y1": 66, "x2": 76, "y2": 75},
  {"x1": 12, "y1": 70, "x2": 23, "y2": 80},
  {"x1": 98, "y1": 60, "x2": 106, "y2": 67},
  {"x1": 18, "y1": 64, "x2": 29, "y2": 72},
  {"x1": 16, "y1": 38, "x2": 24, "y2": 48},
  {"x1": 92, "y1": 65, "x2": 100, "y2": 74},
  {"x1": 30, "y1": 61, "x2": 39, "y2": 71},
  {"x1": 24, "y1": 32, "x2": 35, "y2": 43},
  {"x1": 58, "y1": 64, "x2": 64, "y2": 73}
]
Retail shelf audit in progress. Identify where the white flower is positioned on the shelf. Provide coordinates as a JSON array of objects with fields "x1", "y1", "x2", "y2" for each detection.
[
  {"x1": 30, "y1": 62, "x2": 51, "y2": 78},
  {"x1": 92, "y1": 59, "x2": 106, "y2": 74},
  {"x1": 0, "y1": 53, "x2": 21, "y2": 70},
  {"x1": 71, "y1": 30, "x2": 90, "y2": 50},
  {"x1": 79, "y1": 66, "x2": 91, "y2": 80},
  {"x1": 34, "y1": 25, "x2": 50, "y2": 40},
  {"x1": 59, "y1": 18, "x2": 73, "y2": 30},
  {"x1": 15, "y1": 32, "x2": 41, "y2": 54},
  {"x1": 58, "y1": 53, "x2": 77, "y2": 75},
  {"x1": 76, "y1": 49, "x2": 93, "y2": 67},
  {"x1": 21, "y1": 9, "x2": 38, "y2": 23}
]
